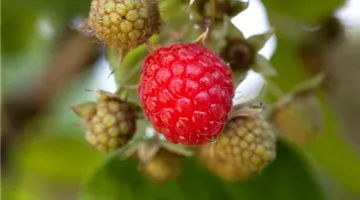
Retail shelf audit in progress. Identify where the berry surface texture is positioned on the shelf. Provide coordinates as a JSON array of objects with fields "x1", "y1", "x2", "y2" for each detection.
[
  {"x1": 138, "y1": 43, "x2": 234, "y2": 145},
  {"x1": 87, "y1": 0, "x2": 160, "y2": 49},
  {"x1": 85, "y1": 91, "x2": 138, "y2": 153}
]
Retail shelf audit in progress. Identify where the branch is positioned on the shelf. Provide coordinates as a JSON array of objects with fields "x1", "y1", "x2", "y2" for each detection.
[{"x1": 1, "y1": 29, "x2": 102, "y2": 160}]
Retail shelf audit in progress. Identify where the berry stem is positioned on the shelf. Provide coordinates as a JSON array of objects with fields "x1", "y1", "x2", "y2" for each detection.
[
  {"x1": 115, "y1": 71, "x2": 140, "y2": 96},
  {"x1": 153, "y1": 133, "x2": 161, "y2": 143},
  {"x1": 117, "y1": 132, "x2": 146, "y2": 159},
  {"x1": 108, "y1": 49, "x2": 129, "y2": 79},
  {"x1": 118, "y1": 83, "x2": 139, "y2": 90},
  {"x1": 160, "y1": 142, "x2": 194, "y2": 157},
  {"x1": 114, "y1": 48, "x2": 141, "y2": 97},
  {"x1": 267, "y1": 78, "x2": 285, "y2": 100},
  {"x1": 118, "y1": 49, "x2": 129, "y2": 68}
]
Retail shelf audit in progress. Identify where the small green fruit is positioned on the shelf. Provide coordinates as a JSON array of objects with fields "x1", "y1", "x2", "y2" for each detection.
[
  {"x1": 85, "y1": 0, "x2": 161, "y2": 49},
  {"x1": 270, "y1": 92, "x2": 323, "y2": 143},
  {"x1": 198, "y1": 143, "x2": 250, "y2": 181},
  {"x1": 71, "y1": 90, "x2": 139, "y2": 153},
  {"x1": 214, "y1": 115, "x2": 276, "y2": 173},
  {"x1": 142, "y1": 149, "x2": 181, "y2": 184}
]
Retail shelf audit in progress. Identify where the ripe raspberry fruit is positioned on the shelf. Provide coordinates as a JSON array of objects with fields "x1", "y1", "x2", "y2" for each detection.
[
  {"x1": 85, "y1": 0, "x2": 160, "y2": 49},
  {"x1": 214, "y1": 115, "x2": 276, "y2": 173},
  {"x1": 71, "y1": 91, "x2": 139, "y2": 153},
  {"x1": 138, "y1": 43, "x2": 234, "y2": 145}
]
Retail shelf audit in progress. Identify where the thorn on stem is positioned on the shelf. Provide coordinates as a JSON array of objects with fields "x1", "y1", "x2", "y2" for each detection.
[
  {"x1": 108, "y1": 49, "x2": 128, "y2": 79},
  {"x1": 84, "y1": 88, "x2": 97, "y2": 92},
  {"x1": 108, "y1": 69, "x2": 116, "y2": 79}
]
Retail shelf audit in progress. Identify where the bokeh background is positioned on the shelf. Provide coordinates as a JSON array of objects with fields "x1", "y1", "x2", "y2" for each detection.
[{"x1": 2, "y1": 0, "x2": 360, "y2": 199}]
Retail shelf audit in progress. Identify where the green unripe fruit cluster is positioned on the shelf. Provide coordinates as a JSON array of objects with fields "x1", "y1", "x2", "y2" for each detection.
[
  {"x1": 87, "y1": 0, "x2": 160, "y2": 49},
  {"x1": 214, "y1": 115, "x2": 276, "y2": 173},
  {"x1": 71, "y1": 91, "x2": 139, "y2": 153}
]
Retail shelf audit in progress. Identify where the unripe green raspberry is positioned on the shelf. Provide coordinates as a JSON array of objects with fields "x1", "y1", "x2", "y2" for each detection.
[
  {"x1": 86, "y1": 0, "x2": 160, "y2": 49},
  {"x1": 198, "y1": 143, "x2": 250, "y2": 181},
  {"x1": 270, "y1": 91, "x2": 323, "y2": 143},
  {"x1": 71, "y1": 91, "x2": 139, "y2": 153},
  {"x1": 214, "y1": 115, "x2": 276, "y2": 173},
  {"x1": 142, "y1": 149, "x2": 181, "y2": 184}
]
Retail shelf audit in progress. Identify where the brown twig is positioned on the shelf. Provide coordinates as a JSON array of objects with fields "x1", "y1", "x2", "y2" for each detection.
[{"x1": 1, "y1": 29, "x2": 102, "y2": 163}]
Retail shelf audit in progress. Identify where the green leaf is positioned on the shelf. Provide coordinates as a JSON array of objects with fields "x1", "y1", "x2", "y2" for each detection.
[
  {"x1": 1, "y1": 6, "x2": 37, "y2": 55},
  {"x1": 208, "y1": 17, "x2": 246, "y2": 53},
  {"x1": 230, "y1": 1, "x2": 250, "y2": 16},
  {"x1": 261, "y1": 0, "x2": 346, "y2": 25},
  {"x1": 226, "y1": 19, "x2": 245, "y2": 39},
  {"x1": 161, "y1": 0, "x2": 192, "y2": 30},
  {"x1": 11, "y1": 133, "x2": 104, "y2": 183},
  {"x1": 79, "y1": 141, "x2": 325, "y2": 200},
  {"x1": 291, "y1": 73, "x2": 325, "y2": 93}
]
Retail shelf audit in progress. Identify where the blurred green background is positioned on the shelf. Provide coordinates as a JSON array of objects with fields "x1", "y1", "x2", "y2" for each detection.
[{"x1": 2, "y1": 0, "x2": 360, "y2": 200}]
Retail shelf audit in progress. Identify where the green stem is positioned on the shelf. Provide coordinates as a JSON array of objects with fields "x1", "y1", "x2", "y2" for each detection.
[{"x1": 267, "y1": 78, "x2": 285, "y2": 100}]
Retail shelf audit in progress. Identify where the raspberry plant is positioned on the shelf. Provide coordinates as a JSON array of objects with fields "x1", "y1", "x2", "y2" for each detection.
[
  {"x1": 72, "y1": 0, "x2": 327, "y2": 189},
  {"x1": 5, "y1": 0, "x2": 360, "y2": 199}
]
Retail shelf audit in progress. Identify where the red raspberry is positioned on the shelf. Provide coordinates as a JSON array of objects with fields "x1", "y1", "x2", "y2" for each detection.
[{"x1": 138, "y1": 43, "x2": 234, "y2": 145}]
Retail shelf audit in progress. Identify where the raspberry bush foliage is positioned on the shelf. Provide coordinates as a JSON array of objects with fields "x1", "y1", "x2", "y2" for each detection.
[{"x1": 72, "y1": 0, "x2": 330, "y2": 199}]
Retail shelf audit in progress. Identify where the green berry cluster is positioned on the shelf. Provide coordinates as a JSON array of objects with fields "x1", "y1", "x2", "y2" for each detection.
[
  {"x1": 86, "y1": 0, "x2": 160, "y2": 49},
  {"x1": 214, "y1": 115, "x2": 276, "y2": 173},
  {"x1": 71, "y1": 91, "x2": 139, "y2": 153}
]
